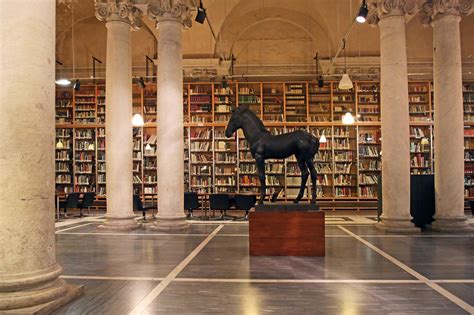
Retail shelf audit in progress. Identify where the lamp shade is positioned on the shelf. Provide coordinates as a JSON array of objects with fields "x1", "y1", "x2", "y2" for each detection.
[
  {"x1": 132, "y1": 113, "x2": 144, "y2": 127},
  {"x1": 56, "y1": 140, "x2": 64, "y2": 149},
  {"x1": 342, "y1": 112, "x2": 355, "y2": 125},
  {"x1": 420, "y1": 137, "x2": 429, "y2": 145},
  {"x1": 145, "y1": 143, "x2": 152, "y2": 151},
  {"x1": 319, "y1": 134, "x2": 327, "y2": 143},
  {"x1": 338, "y1": 73, "x2": 353, "y2": 90},
  {"x1": 356, "y1": 5, "x2": 368, "y2": 23}
]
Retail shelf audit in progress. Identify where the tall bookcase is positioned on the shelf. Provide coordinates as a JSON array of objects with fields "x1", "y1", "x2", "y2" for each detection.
[{"x1": 54, "y1": 80, "x2": 473, "y2": 207}]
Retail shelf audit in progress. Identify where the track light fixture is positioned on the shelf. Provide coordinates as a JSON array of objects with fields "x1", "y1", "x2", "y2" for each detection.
[
  {"x1": 195, "y1": 0, "x2": 206, "y2": 24},
  {"x1": 356, "y1": 0, "x2": 368, "y2": 23},
  {"x1": 138, "y1": 77, "x2": 146, "y2": 89},
  {"x1": 73, "y1": 79, "x2": 80, "y2": 91}
]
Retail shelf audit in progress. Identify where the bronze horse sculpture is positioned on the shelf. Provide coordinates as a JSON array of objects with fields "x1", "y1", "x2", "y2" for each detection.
[{"x1": 225, "y1": 105, "x2": 320, "y2": 204}]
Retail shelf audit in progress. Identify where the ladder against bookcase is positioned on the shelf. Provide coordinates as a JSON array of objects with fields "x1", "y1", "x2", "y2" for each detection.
[
  {"x1": 309, "y1": 126, "x2": 333, "y2": 198},
  {"x1": 214, "y1": 82, "x2": 236, "y2": 123},
  {"x1": 143, "y1": 127, "x2": 157, "y2": 195},
  {"x1": 358, "y1": 126, "x2": 381, "y2": 198},
  {"x1": 132, "y1": 84, "x2": 144, "y2": 195},
  {"x1": 285, "y1": 83, "x2": 307, "y2": 122},
  {"x1": 308, "y1": 82, "x2": 332, "y2": 122},
  {"x1": 56, "y1": 87, "x2": 73, "y2": 124},
  {"x1": 263, "y1": 83, "x2": 284, "y2": 122},
  {"x1": 74, "y1": 128, "x2": 96, "y2": 193},
  {"x1": 463, "y1": 82, "x2": 474, "y2": 198},
  {"x1": 214, "y1": 126, "x2": 237, "y2": 193},
  {"x1": 74, "y1": 85, "x2": 97, "y2": 125},
  {"x1": 97, "y1": 127, "x2": 106, "y2": 196},
  {"x1": 55, "y1": 128, "x2": 74, "y2": 194},
  {"x1": 190, "y1": 83, "x2": 212, "y2": 123},
  {"x1": 237, "y1": 82, "x2": 262, "y2": 117},
  {"x1": 189, "y1": 126, "x2": 213, "y2": 194}
]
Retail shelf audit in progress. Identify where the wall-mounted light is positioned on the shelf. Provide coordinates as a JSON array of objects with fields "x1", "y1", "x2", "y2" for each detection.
[
  {"x1": 145, "y1": 143, "x2": 152, "y2": 151},
  {"x1": 132, "y1": 113, "x2": 144, "y2": 127},
  {"x1": 356, "y1": 0, "x2": 368, "y2": 23},
  {"x1": 55, "y1": 78, "x2": 71, "y2": 86},
  {"x1": 342, "y1": 112, "x2": 355, "y2": 125}
]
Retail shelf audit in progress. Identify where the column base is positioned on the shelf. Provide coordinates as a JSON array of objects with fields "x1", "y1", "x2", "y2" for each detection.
[
  {"x1": 98, "y1": 215, "x2": 142, "y2": 231},
  {"x1": 431, "y1": 215, "x2": 472, "y2": 233},
  {"x1": 150, "y1": 215, "x2": 189, "y2": 232},
  {"x1": 376, "y1": 216, "x2": 420, "y2": 233},
  {"x1": 0, "y1": 284, "x2": 83, "y2": 314}
]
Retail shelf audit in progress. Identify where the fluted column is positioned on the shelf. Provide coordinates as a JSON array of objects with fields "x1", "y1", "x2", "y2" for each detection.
[
  {"x1": 0, "y1": 0, "x2": 82, "y2": 312},
  {"x1": 96, "y1": 0, "x2": 143, "y2": 230},
  {"x1": 421, "y1": 0, "x2": 472, "y2": 232},
  {"x1": 147, "y1": 1, "x2": 194, "y2": 231},
  {"x1": 368, "y1": 0, "x2": 419, "y2": 232}
]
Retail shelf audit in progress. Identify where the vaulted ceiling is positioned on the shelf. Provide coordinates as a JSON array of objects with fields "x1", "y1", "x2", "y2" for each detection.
[{"x1": 55, "y1": 0, "x2": 474, "y2": 79}]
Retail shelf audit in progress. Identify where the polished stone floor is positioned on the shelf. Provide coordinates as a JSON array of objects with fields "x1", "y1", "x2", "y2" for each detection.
[{"x1": 52, "y1": 216, "x2": 474, "y2": 315}]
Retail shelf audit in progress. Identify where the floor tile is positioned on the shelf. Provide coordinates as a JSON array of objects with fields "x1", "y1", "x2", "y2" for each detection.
[
  {"x1": 145, "y1": 282, "x2": 468, "y2": 315},
  {"x1": 177, "y1": 236, "x2": 414, "y2": 279},
  {"x1": 56, "y1": 234, "x2": 206, "y2": 277},
  {"x1": 362, "y1": 236, "x2": 474, "y2": 279},
  {"x1": 439, "y1": 283, "x2": 474, "y2": 305},
  {"x1": 52, "y1": 279, "x2": 158, "y2": 315}
]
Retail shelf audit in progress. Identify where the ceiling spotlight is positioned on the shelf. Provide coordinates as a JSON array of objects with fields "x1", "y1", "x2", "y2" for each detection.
[
  {"x1": 356, "y1": 0, "x2": 368, "y2": 23},
  {"x1": 138, "y1": 77, "x2": 146, "y2": 89},
  {"x1": 73, "y1": 79, "x2": 80, "y2": 91},
  {"x1": 55, "y1": 78, "x2": 71, "y2": 86},
  {"x1": 195, "y1": 1, "x2": 206, "y2": 24}
]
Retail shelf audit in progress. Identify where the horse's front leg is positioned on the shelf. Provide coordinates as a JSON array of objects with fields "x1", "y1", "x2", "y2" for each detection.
[
  {"x1": 294, "y1": 157, "x2": 309, "y2": 203},
  {"x1": 255, "y1": 155, "x2": 266, "y2": 204}
]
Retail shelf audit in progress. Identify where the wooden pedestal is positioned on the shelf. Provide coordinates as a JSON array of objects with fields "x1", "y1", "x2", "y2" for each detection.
[{"x1": 249, "y1": 209, "x2": 325, "y2": 256}]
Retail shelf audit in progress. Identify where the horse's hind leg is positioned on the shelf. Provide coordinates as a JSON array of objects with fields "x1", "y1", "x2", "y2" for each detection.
[
  {"x1": 294, "y1": 156, "x2": 309, "y2": 203},
  {"x1": 306, "y1": 159, "x2": 318, "y2": 204}
]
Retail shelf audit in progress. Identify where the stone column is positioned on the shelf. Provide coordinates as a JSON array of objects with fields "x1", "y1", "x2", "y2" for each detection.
[
  {"x1": 147, "y1": 1, "x2": 194, "y2": 231},
  {"x1": 368, "y1": 0, "x2": 419, "y2": 232},
  {"x1": 0, "y1": 0, "x2": 82, "y2": 313},
  {"x1": 421, "y1": 0, "x2": 472, "y2": 232},
  {"x1": 96, "y1": 1, "x2": 143, "y2": 230}
]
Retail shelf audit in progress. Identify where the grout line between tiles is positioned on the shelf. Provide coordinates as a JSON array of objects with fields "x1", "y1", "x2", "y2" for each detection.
[
  {"x1": 128, "y1": 224, "x2": 224, "y2": 315},
  {"x1": 337, "y1": 225, "x2": 474, "y2": 314}
]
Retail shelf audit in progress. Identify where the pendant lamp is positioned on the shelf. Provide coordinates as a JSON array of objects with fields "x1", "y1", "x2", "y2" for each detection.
[
  {"x1": 319, "y1": 132, "x2": 327, "y2": 143},
  {"x1": 132, "y1": 113, "x2": 145, "y2": 127},
  {"x1": 338, "y1": 39, "x2": 353, "y2": 90},
  {"x1": 342, "y1": 112, "x2": 355, "y2": 125}
]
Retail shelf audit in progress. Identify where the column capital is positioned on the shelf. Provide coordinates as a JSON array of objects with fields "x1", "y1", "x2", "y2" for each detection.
[
  {"x1": 420, "y1": 0, "x2": 472, "y2": 25},
  {"x1": 367, "y1": 0, "x2": 417, "y2": 25},
  {"x1": 95, "y1": 0, "x2": 143, "y2": 30},
  {"x1": 146, "y1": 0, "x2": 195, "y2": 28}
]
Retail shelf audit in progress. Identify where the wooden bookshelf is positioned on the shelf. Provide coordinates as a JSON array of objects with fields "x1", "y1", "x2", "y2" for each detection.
[
  {"x1": 463, "y1": 82, "x2": 474, "y2": 198},
  {"x1": 55, "y1": 80, "x2": 473, "y2": 208}
]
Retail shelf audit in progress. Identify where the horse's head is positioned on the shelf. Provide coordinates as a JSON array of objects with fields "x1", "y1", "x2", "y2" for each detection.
[{"x1": 225, "y1": 105, "x2": 249, "y2": 138}]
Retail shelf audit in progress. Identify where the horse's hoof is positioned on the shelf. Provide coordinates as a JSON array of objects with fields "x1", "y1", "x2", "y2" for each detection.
[
  {"x1": 258, "y1": 200, "x2": 264, "y2": 205},
  {"x1": 293, "y1": 199, "x2": 300, "y2": 204},
  {"x1": 310, "y1": 200, "x2": 316, "y2": 205}
]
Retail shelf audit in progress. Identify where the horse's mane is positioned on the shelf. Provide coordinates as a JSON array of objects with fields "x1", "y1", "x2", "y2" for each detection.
[{"x1": 242, "y1": 108, "x2": 269, "y2": 134}]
